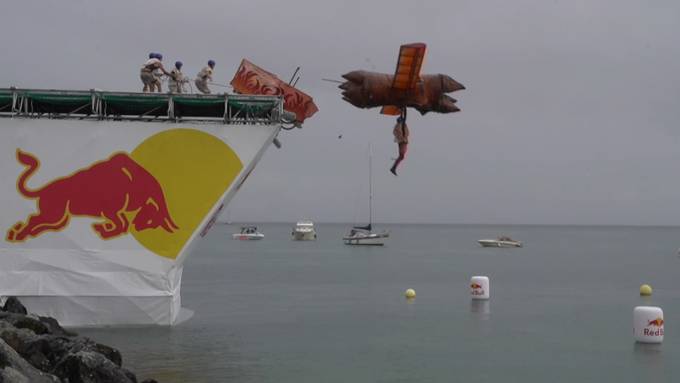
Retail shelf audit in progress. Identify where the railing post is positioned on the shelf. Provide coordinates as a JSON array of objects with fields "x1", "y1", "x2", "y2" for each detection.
[
  {"x1": 168, "y1": 96, "x2": 175, "y2": 121},
  {"x1": 223, "y1": 94, "x2": 229, "y2": 124},
  {"x1": 10, "y1": 86, "x2": 17, "y2": 117}
]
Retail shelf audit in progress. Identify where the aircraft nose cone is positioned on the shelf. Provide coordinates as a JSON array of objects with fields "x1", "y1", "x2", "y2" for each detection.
[
  {"x1": 437, "y1": 95, "x2": 461, "y2": 113},
  {"x1": 440, "y1": 74, "x2": 465, "y2": 93}
]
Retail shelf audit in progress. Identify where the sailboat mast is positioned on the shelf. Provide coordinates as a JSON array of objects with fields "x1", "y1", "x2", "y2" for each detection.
[{"x1": 368, "y1": 143, "x2": 372, "y2": 227}]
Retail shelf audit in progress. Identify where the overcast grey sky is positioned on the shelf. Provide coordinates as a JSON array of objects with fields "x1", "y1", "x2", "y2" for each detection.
[{"x1": 2, "y1": 0, "x2": 679, "y2": 225}]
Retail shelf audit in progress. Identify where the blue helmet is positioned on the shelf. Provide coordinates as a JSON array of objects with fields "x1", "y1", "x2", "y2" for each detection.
[
  {"x1": 156, "y1": 53, "x2": 163, "y2": 61},
  {"x1": 148, "y1": 52, "x2": 155, "y2": 59},
  {"x1": 175, "y1": 61, "x2": 183, "y2": 69},
  {"x1": 208, "y1": 60, "x2": 215, "y2": 67}
]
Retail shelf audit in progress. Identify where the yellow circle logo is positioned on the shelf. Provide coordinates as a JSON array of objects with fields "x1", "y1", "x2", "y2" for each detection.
[{"x1": 130, "y1": 129, "x2": 243, "y2": 259}]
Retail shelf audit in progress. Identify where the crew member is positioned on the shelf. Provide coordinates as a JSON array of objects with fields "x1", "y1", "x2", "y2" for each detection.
[
  {"x1": 140, "y1": 53, "x2": 170, "y2": 93},
  {"x1": 195, "y1": 60, "x2": 215, "y2": 94},
  {"x1": 168, "y1": 61, "x2": 188, "y2": 94},
  {"x1": 390, "y1": 109, "x2": 410, "y2": 176}
]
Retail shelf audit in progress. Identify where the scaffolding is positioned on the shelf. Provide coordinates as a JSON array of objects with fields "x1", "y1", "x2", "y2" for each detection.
[{"x1": 0, "y1": 88, "x2": 287, "y2": 125}]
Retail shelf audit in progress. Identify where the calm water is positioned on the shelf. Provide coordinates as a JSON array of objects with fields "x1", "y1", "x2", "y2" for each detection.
[{"x1": 80, "y1": 224, "x2": 680, "y2": 382}]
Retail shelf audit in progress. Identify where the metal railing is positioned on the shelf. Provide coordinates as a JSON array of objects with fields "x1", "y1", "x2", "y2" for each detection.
[{"x1": 0, "y1": 87, "x2": 286, "y2": 125}]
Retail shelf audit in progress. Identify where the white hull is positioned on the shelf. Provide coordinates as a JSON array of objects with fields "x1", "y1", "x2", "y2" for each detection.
[
  {"x1": 292, "y1": 230, "x2": 316, "y2": 241},
  {"x1": 0, "y1": 118, "x2": 279, "y2": 326},
  {"x1": 343, "y1": 232, "x2": 389, "y2": 246},
  {"x1": 478, "y1": 239, "x2": 522, "y2": 248},
  {"x1": 232, "y1": 233, "x2": 264, "y2": 240}
]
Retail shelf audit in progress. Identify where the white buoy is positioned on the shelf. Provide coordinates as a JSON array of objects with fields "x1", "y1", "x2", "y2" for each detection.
[
  {"x1": 470, "y1": 276, "x2": 490, "y2": 300},
  {"x1": 633, "y1": 306, "x2": 664, "y2": 344}
]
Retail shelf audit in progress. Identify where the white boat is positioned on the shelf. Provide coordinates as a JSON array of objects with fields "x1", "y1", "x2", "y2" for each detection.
[
  {"x1": 292, "y1": 220, "x2": 317, "y2": 241},
  {"x1": 478, "y1": 236, "x2": 522, "y2": 248},
  {"x1": 0, "y1": 88, "x2": 308, "y2": 326},
  {"x1": 344, "y1": 226, "x2": 389, "y2": 246},
  {"x1": 232, "y1": 226, "x2": 264, "y2": 240},
  {"x1": 343, "y1": 144, "x2": 389, "y2": 246}
]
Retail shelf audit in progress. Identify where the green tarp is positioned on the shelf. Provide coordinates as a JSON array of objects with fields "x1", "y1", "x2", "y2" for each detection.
[
  {"x1": 26, "y1": 92, "x2": 92, "y2": 114},
  {"x1": 102, "y1": 95, "x2": 169, "y2": 116},
  {"x1": 0, "y1": 89, "x2": 280, "y2": 120},
  {"x1": 0, "y1": 91, "x2": 12, "y2": 111},
  {"x1": 173, "y1": 97, "x2": 224, "y2": 117}
]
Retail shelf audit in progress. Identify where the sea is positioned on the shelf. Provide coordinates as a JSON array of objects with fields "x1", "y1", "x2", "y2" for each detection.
[{"x1": 79, "y1": 223, "x2": 680, "y2": 382}]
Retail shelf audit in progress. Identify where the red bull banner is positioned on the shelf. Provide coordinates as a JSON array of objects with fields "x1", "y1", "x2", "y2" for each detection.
[
  {"x1": 230, "y1": 59, "x2": 319, "y2": 123},
  {"x1": 0, "y1": 118, "x2": 279, "y2": 325}
]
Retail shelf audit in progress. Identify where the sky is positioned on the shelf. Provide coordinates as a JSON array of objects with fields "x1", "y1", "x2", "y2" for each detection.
[{"x1": 1, "y1": 0, "x2": 679, "y2": 225}]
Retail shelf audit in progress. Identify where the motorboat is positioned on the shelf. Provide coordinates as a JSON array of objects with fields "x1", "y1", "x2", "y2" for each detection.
[
  {"x1": 478, "y1": 236, "x2": 522, "y2": 248},
  {"x1": 292, "y1": 220, "x2": 317, "y2": 241},
  {"x1": 343, "y1": 144, "x2": 389, "y2": 246},
  {"x1": 232, "y1": 226, "x2": 264, "y2": 240}
]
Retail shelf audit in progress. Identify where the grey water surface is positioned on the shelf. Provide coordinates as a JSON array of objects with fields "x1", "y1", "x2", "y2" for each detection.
[{"x1": 80, "y1": 223, "x2": 680, "y2": 382}]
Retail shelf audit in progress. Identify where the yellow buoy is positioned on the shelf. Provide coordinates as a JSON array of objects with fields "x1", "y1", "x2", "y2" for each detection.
[
  {"x1": 405, "y1": 288, "x2": 416, "y2": 299},
  {"x1": 640, "y1": 284, "x2": 653, "y2": 296}
]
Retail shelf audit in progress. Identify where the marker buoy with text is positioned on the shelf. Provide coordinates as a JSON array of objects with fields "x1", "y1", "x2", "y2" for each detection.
[
  {"x1": 633, "y1": 306, "x2": 664, "y2": 344},
  {"x1": 470, "y1": 276, "x2": 490, "y2": 300}
]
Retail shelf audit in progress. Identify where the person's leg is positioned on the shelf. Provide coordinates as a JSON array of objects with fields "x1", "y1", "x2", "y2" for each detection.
[
  {"x1": 141, "y1": 72, "x2": 152, "y2": 92},
  {"x1": 390, "y1": 143, "x2": 408, "y2": 175},
  {"x1": 195, "y1": 79, "x2": 211, "y2": 94}
]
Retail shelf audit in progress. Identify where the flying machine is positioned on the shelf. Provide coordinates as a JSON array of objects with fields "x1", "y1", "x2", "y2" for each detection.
[
  {"x1": 338, "y1": 43, "x2": 465, "y2": 175},
  {"x1": 339, "y1": 42, "x2": 464, "y2": 116}
]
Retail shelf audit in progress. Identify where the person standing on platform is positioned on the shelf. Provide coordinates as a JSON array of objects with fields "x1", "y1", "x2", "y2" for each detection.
[
  {"x1": 195, "y1": 60, "x2": 215, "y2": 94},
  {"x1": 168, "y1": 61, "x2": 188, "y2": 94},
  {"x1": 140, "y1": 53, "x2": 170, "y2": 93}
]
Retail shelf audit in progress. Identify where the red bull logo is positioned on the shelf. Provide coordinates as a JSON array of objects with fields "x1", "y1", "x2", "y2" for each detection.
[
  {"x1": 644, "y1": 317, "x2": 664, "y2": 336},
  {"x1": 6, "y1": 128, "x2": 244, "y2": 259},
  {"x1": 648, "y1": 318, "x2": 664, "y2": 327},
  {"x1": 6, "y1": 149, "x2": 178, "y2": 242},
  {"x1": 470, "y1": 283, "x2": 485, "y2": 296}
]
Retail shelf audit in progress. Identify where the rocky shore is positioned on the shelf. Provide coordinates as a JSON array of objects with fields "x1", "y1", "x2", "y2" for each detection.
[{"x1": 0, "y1": 297, "x2": 157, "y2": 383}]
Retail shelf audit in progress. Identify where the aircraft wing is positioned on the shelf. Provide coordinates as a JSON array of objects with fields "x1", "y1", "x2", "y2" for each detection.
[{"x1": 380, "y1": 43, "x2": 427, "y2": 115}]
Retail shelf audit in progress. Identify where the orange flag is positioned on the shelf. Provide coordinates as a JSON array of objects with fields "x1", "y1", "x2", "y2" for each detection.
[{"x1": 230, "y1": 59, "x2": 318, "y2": 123}]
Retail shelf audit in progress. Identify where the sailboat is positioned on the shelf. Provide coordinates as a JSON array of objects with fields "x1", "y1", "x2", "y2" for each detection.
[{"x1": 343, "y1": 144, "x2": 390, "y2": 246}]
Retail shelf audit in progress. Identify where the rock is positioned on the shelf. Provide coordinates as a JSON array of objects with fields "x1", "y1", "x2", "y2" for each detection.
[
  {"x1": 38, "y1": 316, "x2": 75, "y2": 337},
  {"x1": 0, "y1": 338, "x2": 60, "y2": 383},
  {"x1": 52, "y1": 351, "x2": 136, "y2": 383},
  {"x1": 0, "y1": 298, "x2": 152, "y2": 383},
  {"x1": 1, "y1": 298, "x2": 27, "y2": 315},
  {"x1": 0, "y1": 344, "x2": 8, "y2": 369},
  {"x1": 0, "y1": 313, "x2": 73, "y2": 338},
  {"x1": 93, "y1": 342, "x2": 123, "y2": 367},
  {"x1": 9, "y1": 316, "x2": 49, "y2": 335},
  {"x1": 1, "y1": 314, "x2": 45, "y2": 336}
]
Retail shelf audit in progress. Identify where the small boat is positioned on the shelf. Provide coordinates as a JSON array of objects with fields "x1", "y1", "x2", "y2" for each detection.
[
  {"x1": 292, "y1": 220, "x2": 317, "y2": 241},
  {"x1": 232, "y1": 226, "x2": 264, "y2": 240},
  {"x1": 478, "y1": 236, "x2": 522, "y2": 248},
  {"x1": 343, "y1": 144, "x2": 389, "y2": 246},
  {"x1": 344, "y1": 225, "x2": 389, "y2": 246}
]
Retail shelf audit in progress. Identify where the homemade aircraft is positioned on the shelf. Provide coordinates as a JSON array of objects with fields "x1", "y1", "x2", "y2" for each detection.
[{"x1": 339, "y1": 42, "x2": 464, "y2": 116}]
